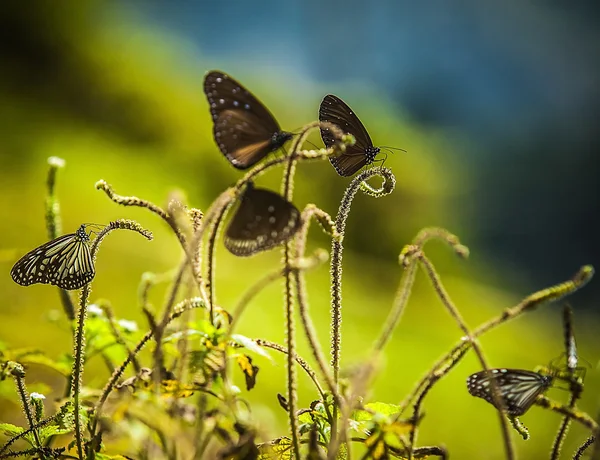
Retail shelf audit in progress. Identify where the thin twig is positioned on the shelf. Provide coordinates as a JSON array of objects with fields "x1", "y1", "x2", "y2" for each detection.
[{"x1": 414, "y1": 252, "x2": 514, "y2": 460}]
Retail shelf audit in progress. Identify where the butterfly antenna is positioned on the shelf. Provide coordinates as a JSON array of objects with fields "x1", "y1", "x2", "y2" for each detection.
[
  {"x1": 374, "y1": 151, "x2": 388, "y2": 167},
  {"x1": 381, "y1": 146, "x2": 407, "y2": 154},
  {"x1": 303, "y1": 139, "x2": 320, "y2": 150}
]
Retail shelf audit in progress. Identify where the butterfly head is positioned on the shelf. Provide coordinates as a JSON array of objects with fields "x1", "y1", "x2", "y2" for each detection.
[
  {"x1": 270, "y1": 131, "x2": 293, "y2": 152},
  {"x1": 365, "y1": 146, "x2": 381, "y2": 165},
  {"x1": 76, "y1": 225, "x2": 91, "y2": 242}
]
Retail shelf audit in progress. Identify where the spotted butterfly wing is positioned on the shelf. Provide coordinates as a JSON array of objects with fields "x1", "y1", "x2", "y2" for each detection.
[
  {"x1": 466, "y1": 368, "x2": 552, "y2": 416},
  {"x1": 10, "y1": 225, "x2": 95, "y2": 290},
  {"x1": 319, "y1": 94, "x2": 381, "y2": 176},
  {"x1": 225, "y1": 182, "x2": 302, "y2": 257},
  {"x1": 204, "y1": 71, "x2": 293, "y2": 169}
]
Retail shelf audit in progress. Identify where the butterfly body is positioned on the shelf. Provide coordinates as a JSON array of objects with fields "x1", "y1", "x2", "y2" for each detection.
[
  {"x1": 225, "y1": 182, "x2": 302, "y2": 257},
  {"x1": 466, "y1": 368, "x2": 552, "y2": 416},
  {"x1": 11, "y1": 225, "x2": 95, "y2": 290},
  {"x1": 319, "y1": 94, "x2": 381, "y2": 176},
  {"x1": 204, "y1": 71, "x2": 292, "y2": 169}
]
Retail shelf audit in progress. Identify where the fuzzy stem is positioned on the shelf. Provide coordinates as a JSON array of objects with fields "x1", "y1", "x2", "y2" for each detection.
[
  {"x1": 237, "y1": 121, "x2": 349, "y2": 188},
  {"x1": 95, "y1": 180, "x2": 186, "y2": 247},
  {"x1": 475, "y1": 265, "x2": 594, "y2": 337},
  {"x1": 574, "y1": 436, "x2": 595, "y2": 459},
  {"x1": 92, "y1": 298, "x2": 204, "y2": 434},
  {"x1": 413, "y1": 252, "x2": 514, "y2": 460},
  {"x1": 255, "y1": 339, "x2": 326, "y2": 402},
  {"x1": 294, "y1": 205, "x2": 343, "y2": 408},
  {"x1": 8, "y1": 364, "x2": 44, "y2": 459},
  {"x1": 372, "y1": 262, "x2": 417, "y2": 353},
  {"x1": 551, "y1": 305, "x2": 581, "y2": 460},
  {"x1": 101, "y1": 304, "x2": 141, "y2": 373},
  {"x1": 282, "y1": 147, "x2": 300, "y2": 460},
  {"x1": 205, "y1": 196, "x2": 234, "y2": 325},
  {"x1": 0, "y1": 407, "x2": 65, "y2": 456},
  {"x1": 330, "y1": 167, "x2": 396, "y2": 384},
  {"x1": 45, "y1": 157, "x2": 76, "y2": 321},
  {"x1": 397, "y1": 265, "x2": 593, "y2": 421},
  {"x1": 275, "y1": 120, "x2": 333, "y2": 459},
  {"x1": 535, "y1": 396, "x2": 599, "y2": 433},
  {"x1": 72, "y1": 284, "x2": 91, "y2": 460},
  {"x1": 152, "y1": 192, "x2": 232, "y2": 382}
]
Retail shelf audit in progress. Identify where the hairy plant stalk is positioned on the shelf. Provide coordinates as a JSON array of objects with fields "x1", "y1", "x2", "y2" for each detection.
[
  {"x1": 45, "y1": 156, "x2": 76, "y2": 321},
  {"x1": 372, "y1": 262, "x2": 417, "y2": 353},
  {"x1": 550, "y1": 305, "x2": 581, "y2": 460},
  {"x1": 237, "y1": 121, "x2": 348, "y2": 189},
  {"x1": 414, "y1": 252, "x2": 514, "y2": 460},
  {"x1": 294, "y1": 205, "x2": 342, "y2": 408},
  {"x1": 326, "y1": 167, "x2": 395, "y2": 458},
  {"x1": 149, "y1": 192, "x2": 232, "y2": 383},
  {"x1": 475, "y1": 265, "x2": 594, "y2": 337},
  {"x1": 0, "y1": 407, "x2": 64, "y2": 456},
  {"x1": 399, "y1": 265, "x2": 594, "y2": 415},
  {"x1": 282, "y1": 158, "x2": 300, "y2": 459},
  {"x1": 92, "y1": 298, "x2": 204, "y2": 436},
  {"x1": 205, "y1": 195, "x2": 235, "y2": 325},
  {"x1": 330, "y1": 167, "x2": 396, "y2": 384},
  {"x1": 95, "y1": 180, "x2": 186, "y2": 247},
  {"x1": 574, "y1": 436, "x2": 595, "y2": 459},
  {"x1": 8, "y1": 364, "x2": 44, "y2": 459},
  {"x1": 535, "y1": 396, "x2": 599, "y2": 433},
  {"x1": 101, "y1": 303, "x2": 141, "y2": 373},
  {"x1": 255, "y1": 339, "x2": 326, "y2": 401},
  {"x1": 72, "y1": 284, "x2": 91, "y2": 460}
]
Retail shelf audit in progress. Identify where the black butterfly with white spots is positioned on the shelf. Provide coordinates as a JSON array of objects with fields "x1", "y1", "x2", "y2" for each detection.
[
  {"x1": 203, "y1": 71, "x2": 293, "y2": 169},
  {"x1": 319, "y1": 94, "x2": 382, "y2": 177},
  {"x1": 224, "y1": 182, "x2": 302, "y2": 257}
]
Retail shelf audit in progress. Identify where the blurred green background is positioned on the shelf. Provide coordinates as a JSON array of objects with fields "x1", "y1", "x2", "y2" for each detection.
[{"x1": 0, "y1": 2, "x2": 598, "y2": 458}]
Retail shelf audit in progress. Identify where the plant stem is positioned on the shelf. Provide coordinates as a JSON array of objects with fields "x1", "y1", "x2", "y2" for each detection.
[{"x1": 72, "y1": 284, "x2": 91, "y2": 460}]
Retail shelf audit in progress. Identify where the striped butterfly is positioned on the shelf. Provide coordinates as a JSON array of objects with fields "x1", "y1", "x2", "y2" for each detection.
[
  {"x1": 10, "y1": 224, "x2": 95, "y2": 290},
  {"x1": 466, "y1": 368, "x2": 553, "y2": 416}
]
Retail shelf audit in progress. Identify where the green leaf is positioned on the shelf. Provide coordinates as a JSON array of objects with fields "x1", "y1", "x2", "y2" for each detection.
[
  {"x1": 0, "y1": 422, "x2": 23, "y2": 437},
  {"x1": 352, "y1": 401, "x2": 401, "y2": 422},
  {"x1": 231, "y1": 335, "x2": 272, "y2": 360},
  {"x1": 257, "y1": 437, "x2": 293, "y2": 459},
  {"x1": 14, "y1": 353, "x2": 71, "y2": 377},
  {"x1": 95, "y1": 454, "x2": 132, "y2": 459}
]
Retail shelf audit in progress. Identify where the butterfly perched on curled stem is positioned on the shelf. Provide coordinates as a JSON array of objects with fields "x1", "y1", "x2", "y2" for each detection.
[
  {"x1": 224, "y1": 182, "x2": 302, "y2": 257},
  {"x1": 466, "y1": 368, "x2": 553, "y2": 416},
  {"x1": 319, "y1": 94, "x2": 383, "y2": 177},
  {"x1": 10, "y1": 224, "x2": 96, "y2": 290},
  {"x1": 203, "y1": 70, "x2": 293, "y2": 169}
]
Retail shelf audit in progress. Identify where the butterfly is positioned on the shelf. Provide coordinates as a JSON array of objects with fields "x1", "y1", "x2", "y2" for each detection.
[
  {"x1": 10, "y1": 224, "x2": 95, "y2": 290},
  {"x1": 224, "y1": 182, "x2": 302, "y2": 257},
  {"x1": 319, "y1": 94, "x2": 382, "y2": 176},
  {"x1": 466, "y1": 368, "x2": 553, "y2": 416},
  {"x1": 203, "y1": 70, "x2": 293, "y2": 169}
]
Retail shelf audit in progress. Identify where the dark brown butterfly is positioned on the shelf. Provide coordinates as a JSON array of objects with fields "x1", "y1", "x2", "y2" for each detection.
[
  {"x1": 225, "y1": 182, "x2": 302, "y2": 257},
  {"x1": 319, "y1": 94, "x2": 381, "y2": 176},
  {"x1": 467, "y1": 368, "x2": 553, "y2": 416},
  {"x1": 204, "y1": 71, "x2": 293, "y2": 169},
  {"x1": 10, "y1": 225, "x2": 95, "y2": 290}
]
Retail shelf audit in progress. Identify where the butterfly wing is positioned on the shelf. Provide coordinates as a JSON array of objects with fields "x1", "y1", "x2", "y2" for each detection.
[
  {"x1": 213, "y1": 109, "x2": 281, "y2": 169},
  {"x1": 204, "y1": 71, "x2": 289, "y2": 169},
  {"x1": 466, "y1": 369, "x2": 552, "y2": 416},
  {"x1": 225, "y1": 184, "x2": 302, "y2": 257},
  {"x1": 10, "y1": 227, "x2": 95, "y2": 290},
  {"x1": 319, "y1": 94, "x2": 378, "y2": 176}
]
